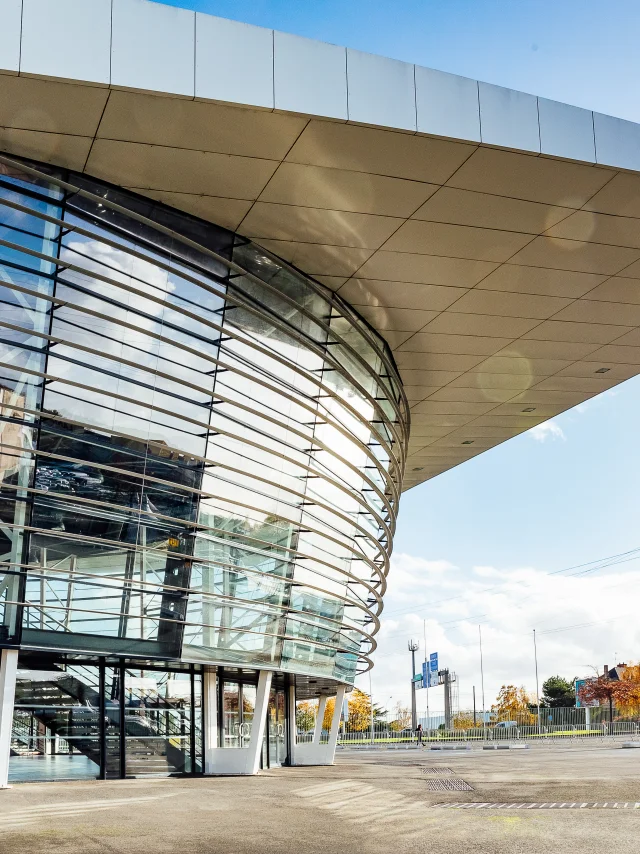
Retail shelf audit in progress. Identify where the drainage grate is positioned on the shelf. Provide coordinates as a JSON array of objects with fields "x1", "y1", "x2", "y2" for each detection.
[
  {"x1": 425, "y1": 778, "x2": 474, "y2": 792},
  {"x1": 421, "y1": 767, "x2": 453, "y2": 775}
]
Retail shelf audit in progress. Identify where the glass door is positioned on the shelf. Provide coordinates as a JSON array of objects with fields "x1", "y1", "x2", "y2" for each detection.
[
  {"x1": 267, "y1": 688, "x2": 287, "y2": 768},
  {"x1": 104, "y1": 665, "x2": 121, "y2": 779},
  {"x1": 123, "y1": 669, "x2": 193, "y2": 776},
  {"x1": 222, "y1": 681, "x2": 257, "y2": 748}
]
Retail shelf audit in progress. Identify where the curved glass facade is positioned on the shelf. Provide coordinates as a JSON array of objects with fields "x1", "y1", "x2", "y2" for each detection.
[{"x1": 0, "y1": 155, "x2": 408, "y2": 686}]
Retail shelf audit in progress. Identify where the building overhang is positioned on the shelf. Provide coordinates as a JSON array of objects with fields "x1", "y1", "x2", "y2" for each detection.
[{"x1": 3, "y1": 0, "x2": 640, "y2": 491}]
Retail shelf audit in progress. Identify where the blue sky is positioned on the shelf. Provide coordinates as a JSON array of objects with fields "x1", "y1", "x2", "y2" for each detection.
[{"x1": 164, "y1": 0, "x2": 640, "y2": 711}]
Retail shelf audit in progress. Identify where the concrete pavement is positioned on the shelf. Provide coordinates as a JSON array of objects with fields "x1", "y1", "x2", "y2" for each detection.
[{"x1": 1, "y1": 744, "x2": 639, "y2": 853}]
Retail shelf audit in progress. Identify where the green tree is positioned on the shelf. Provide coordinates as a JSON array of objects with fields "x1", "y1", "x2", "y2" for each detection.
[
  {"x1": 541, "y1": 675, "x2": 576, "y2": 708},
  {"x1": 296, "y1": 701, "x2": 316, "y2": 732}
]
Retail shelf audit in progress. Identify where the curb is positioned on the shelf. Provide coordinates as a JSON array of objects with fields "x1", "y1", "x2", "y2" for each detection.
[
  {"x1": 430, "y1": 745, "x2": 471, "y2": 751},
  {"x1": 483, "y1": 743, "x2": 530, "y2": 750}
]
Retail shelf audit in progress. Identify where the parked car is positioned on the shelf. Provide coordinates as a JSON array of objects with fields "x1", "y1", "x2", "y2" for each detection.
[{"x1": 494, "y1": 720, "x2": 518, "y2": 730}]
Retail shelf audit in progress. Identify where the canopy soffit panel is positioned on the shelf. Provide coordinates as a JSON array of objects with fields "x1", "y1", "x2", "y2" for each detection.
[{"x1": 3, "y1": 0, "x2": 640, "y2": 490}]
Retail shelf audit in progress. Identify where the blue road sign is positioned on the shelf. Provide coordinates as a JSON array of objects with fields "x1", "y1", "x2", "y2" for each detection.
[
  {"x1": 429, "y1": 652, "x2": 438, "y2": 672},
  {"x1": 421, "y1": 661, "x2": 440, "y2": 688}
]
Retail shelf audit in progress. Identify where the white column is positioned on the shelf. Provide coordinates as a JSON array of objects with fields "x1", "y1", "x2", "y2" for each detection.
[
  {"x1": 205, "y1": 669, "x2": 272, "y2": 775},
  {"x1": 291, "y1": 685, "x2": 347, "y2": 766},
  {"x1": 327, "y1": 686, "x2": 346, "y2": 757},
  {"x1": 246, "y1": 670, "x2": 272, "y2": 775},
  {"x1": 314, "y1": 695, "x2": 328, "y2": 746},
  {"x1": 203, "y1": 667, "x2": 218, "y2": 774},
  {"x1": 0, "y1": 649, "x2": 18, "y2": 789}
]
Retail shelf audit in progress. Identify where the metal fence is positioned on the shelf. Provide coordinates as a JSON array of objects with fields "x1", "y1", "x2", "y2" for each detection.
[
  {"x1": 337, "y1": 722, "x2": 640, "y2": 745},
  {"x1": 336, "y1": 705, "x2": 640, "y2": 747},
  {"x1": 418, "y1": 705, "x2": 640, "y2": 730}
]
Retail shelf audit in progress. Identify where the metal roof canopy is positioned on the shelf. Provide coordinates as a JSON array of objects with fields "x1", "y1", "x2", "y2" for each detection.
[{"x1": 3, "y1": 0, "x2": 640, "y2": 491}]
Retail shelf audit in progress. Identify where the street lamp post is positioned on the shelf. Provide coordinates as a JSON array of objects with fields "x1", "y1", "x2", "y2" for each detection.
[
  {"x1": 479, "y1": 625, "x2": 486, "y2": 742},
  {"x1": 409, "y1": 639, "x2": 419, "y2": 733},
  {"x1": 533, "y1": 629, "x2": 541, "y2": 735},
  {"x1": 369, "y1": 668, "x2": 374, "y2": 746},
  {"x1": 423, "y1": 619, "x2": 430, "y2": 737}
]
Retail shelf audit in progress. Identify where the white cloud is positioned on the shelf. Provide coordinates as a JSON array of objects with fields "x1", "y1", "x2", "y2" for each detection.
[
  {"x1": 530, "y1": 419, "x2": 566, "y2": 442},
  {"x1": 360, "y1": 551, "x2": 640, "y2": 718}
]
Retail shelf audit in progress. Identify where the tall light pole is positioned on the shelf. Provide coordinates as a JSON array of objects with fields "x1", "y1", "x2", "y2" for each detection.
[
  {"x1": 479, "y1": 625, "x2": 486, "y2": 741},
  {"x1": 368, "y1": 668, "x2": 374, "y2": 745},
  {"x1": 533, "y1": 629, "x2": 541, "y2": 735},
  {"x1": 423, "y1": 619, "x2": 430, "y2": 734},
  {"x1": 408, "y1": 639, "x2": 419, "y2": 732}
]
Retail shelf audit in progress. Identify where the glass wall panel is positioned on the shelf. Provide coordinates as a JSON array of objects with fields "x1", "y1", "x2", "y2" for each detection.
[
  {"x1": 0, "y1": 156, "x2": 407, "y2": 688},
  {"x1": 9, "y1": 663, "x2": 101, "y2": 783},
  {"x1": 123, "y1": 668, "x2": 194, "y2": 775}
]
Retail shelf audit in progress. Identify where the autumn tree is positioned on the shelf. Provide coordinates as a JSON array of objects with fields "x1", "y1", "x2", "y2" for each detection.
[
  {"x1": 347, "y1": 688, "x2": 373, "y2": 731},
  {"x1": 322, "y1": 697, "x2": 335, "y2": 731},
  {"x1": 345, "y1": 689, "x2": 387, "y2": 732},
  {"x1": 618, "y1": 664, "x2": 640, "y2": 716},
  {"x1": 389, "y1": 702, "x2": 412, "y2": 732},
  {"x1": 492, "y1": 685, "x2": 535, "y2": 724},
  {"x1": 579, "y1": 666, "x2": 640, "y2": 722},
  {"x1": 452, "y1": 711, "x2": 475, "y2": 730}
]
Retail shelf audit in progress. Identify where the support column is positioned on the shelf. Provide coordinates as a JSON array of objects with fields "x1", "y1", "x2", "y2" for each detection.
[
  {"x1": 314, "y1": 695, "x2": 328, "y2": 746},
  {"x1": 327, "y1": 686, "x2": 346, "y2": 757},
  {"x1": 246, "y1": 670, "x2": 272, "y2": 775},
  {"x1": 291, "y1": 685, "x2": 346, "y2": 766},
  {"x1": 0, "y1": 649, "x2": 18, "y2": 789},
  {"x1": 288, "y1": 682, "x2": 297, "y2": 765},
  {"x1": 205, "y1": 669, "x2": 272, "y2": 775},
  {"x1": 203, "y1": 667, "x2": 218, "y2": 775}
]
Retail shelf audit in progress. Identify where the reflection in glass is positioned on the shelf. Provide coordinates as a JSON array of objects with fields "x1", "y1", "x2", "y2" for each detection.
[{"x1": 0, "y1": 157, "x2": 407, "y2": 688}]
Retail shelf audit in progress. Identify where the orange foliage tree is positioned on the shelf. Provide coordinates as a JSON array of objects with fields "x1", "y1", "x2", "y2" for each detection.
[
  {"x1": 577, "y1": 671, "x2": 640, "y2": 722},
  {"x1": 322, "y1": 697, "x2": 335, "y2": 731},
  {"x1": 453, "y1": 711, "x2": 475, "y2": 730},
  {"x1": 619, "y1": 664, "x2": 640, "y2": 715},
  {"x1": 492, "y1": 685, "x2": 535, "y2": 725}
]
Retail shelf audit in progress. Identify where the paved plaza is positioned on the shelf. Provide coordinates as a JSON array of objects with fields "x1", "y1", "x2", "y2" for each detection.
[{"x1": 1, "y1": 743, "x2": 639, "y2": 853}]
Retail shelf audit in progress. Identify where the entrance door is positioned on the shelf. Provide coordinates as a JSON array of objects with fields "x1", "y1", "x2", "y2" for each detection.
[
  {"x1": 266, "y1": 688, "x2": 287, "y2": 767},
  {"x1": 104, "y1": 664, "x2": 202, "y2": 778},
  {"x1": 123, "y1": 669, "x2": 195, "y2": 776}
]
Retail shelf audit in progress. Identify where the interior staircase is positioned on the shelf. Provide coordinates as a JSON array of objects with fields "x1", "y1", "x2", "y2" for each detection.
[{"x1": 12, "y1": 667, "x2": 200, "y2": 776}]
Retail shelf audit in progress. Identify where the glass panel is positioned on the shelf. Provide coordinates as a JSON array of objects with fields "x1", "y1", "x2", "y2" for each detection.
[
  {"x1": 9, "y1": 663, "x2": 101, "y2": 783},
  {"x1": 241, "y1": 684, "x2": 256, "y2": 748},
  {"x1": 267, "y1": 688, "x2": 287, "y2": 768},
  {"x1": 0, "y1": 157, "x2": 408, "y2": 692},
  {"x1": 222, "y1": 681, "x2": 240, "y2": 748},
  {"x1": 123, "y1": 669, "x2": 194, "y2": 776}
]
